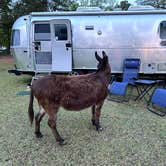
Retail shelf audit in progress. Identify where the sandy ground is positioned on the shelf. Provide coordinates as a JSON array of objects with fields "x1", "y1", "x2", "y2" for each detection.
[{"x1": 0, "y1": 56, "x2": 13, "y2": 64}]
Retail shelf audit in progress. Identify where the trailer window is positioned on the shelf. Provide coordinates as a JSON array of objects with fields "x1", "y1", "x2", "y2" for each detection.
[
  {"x1": 35, "y1": 24, "x2": 50, "y2": 33},
  {"x1": 34, "y1": 24, "x2": 51, "y2": 41},
  {"x1": 11, "y1": 30, "x2": 20, "y2": 46},
  {"x1": 54, "y1": 24, "x2": 67, "y2": 40},
  {"x1": 160, "y1": 21, "x2": 166, "y2": 39}
]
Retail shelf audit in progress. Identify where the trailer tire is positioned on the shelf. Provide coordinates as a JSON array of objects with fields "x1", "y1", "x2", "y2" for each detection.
[{"x1": 68, "y1": 71, "x2": 80, "y2": 76}]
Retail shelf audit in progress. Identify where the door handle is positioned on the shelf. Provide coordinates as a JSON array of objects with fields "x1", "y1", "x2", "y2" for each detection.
[
  {"x1": 66, "y1": 43, "x2": 72, "y2": 47},
  {"x1": 33, "y1": 41, "x2": 41, "y2": 51}
]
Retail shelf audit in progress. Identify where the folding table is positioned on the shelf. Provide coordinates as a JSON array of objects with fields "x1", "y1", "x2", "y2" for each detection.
[{"x1": 134, "y1": 79, "x2": 161, "y2": 102}]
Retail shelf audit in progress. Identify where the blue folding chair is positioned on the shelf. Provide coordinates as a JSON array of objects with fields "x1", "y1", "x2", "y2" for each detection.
[
  {"x1": 108, "y1": 58, "x2": 140, "y2": 102},
  {"x1": 147, "y1": 88, "x2": 166, "y2": 116}
]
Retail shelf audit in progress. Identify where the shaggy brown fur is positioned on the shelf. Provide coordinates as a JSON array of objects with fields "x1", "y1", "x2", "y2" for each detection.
[{"x1": 28, "y1": 51, "x2": 111, "y2": 145}]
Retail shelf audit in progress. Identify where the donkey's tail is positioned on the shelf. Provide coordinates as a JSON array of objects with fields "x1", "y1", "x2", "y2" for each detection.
[{"x1": 28, "y1": 89, "x2": 34, "y2": 125}]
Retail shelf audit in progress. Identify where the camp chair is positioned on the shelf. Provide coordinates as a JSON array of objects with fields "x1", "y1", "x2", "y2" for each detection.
[
  {"x1": 147, "y1": 88, "x2": 166, "y2": 116},
  {"x1": 108, "y1": 58, "x2": 140, "y2": 102}
]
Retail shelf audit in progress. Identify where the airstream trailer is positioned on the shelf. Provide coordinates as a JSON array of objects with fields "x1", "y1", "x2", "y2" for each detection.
[{"x1": 9, "y1": 7, "x2": 166, "y2": 77}]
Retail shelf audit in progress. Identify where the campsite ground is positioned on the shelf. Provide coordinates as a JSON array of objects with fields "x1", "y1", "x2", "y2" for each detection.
[
  {"x1": 0, "y1": 55, "x2": 13, "y2": 64},
  {"x1": 0, "y1": 57, "x2": 165, "y2": 165}
]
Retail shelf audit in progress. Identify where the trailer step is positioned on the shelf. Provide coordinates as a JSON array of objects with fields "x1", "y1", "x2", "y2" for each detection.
[{"x1": 30, "y1": 72, "x2": 51, "y2": 85}]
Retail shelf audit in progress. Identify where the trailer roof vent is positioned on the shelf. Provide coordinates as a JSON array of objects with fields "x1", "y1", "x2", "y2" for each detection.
[
  {"x1": 76, "y1": 7, "x2": 102, "y2": 12},
  {"x1": 128, "y1": 5, "x2": 155, "y2": 11}
]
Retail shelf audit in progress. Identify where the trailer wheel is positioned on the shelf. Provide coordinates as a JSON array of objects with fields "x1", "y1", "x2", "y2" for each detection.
[{"x1": 68, "y1": 71, "x2": 80, "y2": 76}]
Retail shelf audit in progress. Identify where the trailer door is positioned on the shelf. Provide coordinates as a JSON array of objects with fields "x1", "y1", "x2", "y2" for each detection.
[
  {"x1": 51, "y1": 19, "x2": 72, "y2": 72},
  {"x1": 33, "y1": 22, "x2": 52, "y2": 72}
]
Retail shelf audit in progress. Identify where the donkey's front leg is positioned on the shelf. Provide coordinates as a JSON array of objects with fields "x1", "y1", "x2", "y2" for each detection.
[
  {"x1": 94, "y1": 101, "x2": 104, "y2": 132},
  {"x1": 47, "y1": 110, "x2": 66, "y2": 145}
]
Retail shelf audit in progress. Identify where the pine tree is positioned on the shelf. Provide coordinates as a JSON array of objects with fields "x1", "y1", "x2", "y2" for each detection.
[
  {"x1": 0, "y1": 0, "x2": 13, "y2": 53},
  {"x1": 0, "y1": 0, "x2": 49, "y2": 53},
  {"x1": 49, "y1": 0, "x2": 79, "y2": 11}
]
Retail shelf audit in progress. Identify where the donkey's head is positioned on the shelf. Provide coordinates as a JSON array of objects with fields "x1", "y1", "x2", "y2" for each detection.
[{"x1": 95, "y1": 51, "x2": 111, "y2": 75}]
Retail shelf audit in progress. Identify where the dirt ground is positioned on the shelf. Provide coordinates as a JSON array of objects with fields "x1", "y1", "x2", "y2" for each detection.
[{"x1": 0, "y1": 56, "x2": 13, "y2": 64}]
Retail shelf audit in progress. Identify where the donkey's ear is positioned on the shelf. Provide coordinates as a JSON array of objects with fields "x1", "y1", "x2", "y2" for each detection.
[
  {"x1": 102, "y1": 51, "x2": 107, "y2": 58},
  {"x1": 95, "y1": 51, "x2": 102, "y2": 62},
  {"x1": 102, "y1": 51, "x2": 108, "y2": 63}
]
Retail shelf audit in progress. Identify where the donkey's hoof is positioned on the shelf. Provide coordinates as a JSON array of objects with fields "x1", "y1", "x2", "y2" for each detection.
[
  {"x1": 35, "y1": 132, "x2": 43, "y2": 138},
  {"x1": 91, "y1": 120, "x2": 95, "y2": 126},
  {"x1": 96, "y1": 127, "x2": 103, "y2": 132},
  {"x1": 59, "y1": 139, "x2": 67, "y2": 146}
]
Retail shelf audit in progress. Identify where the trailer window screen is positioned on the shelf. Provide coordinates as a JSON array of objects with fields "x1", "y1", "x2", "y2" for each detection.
[
  {"x1": 35, "y1": 24, "x2": 50, "y2": 33},
  {"x1": 160, "y1": 21, "x2": 166, "y2": 39},
  {"x1": 11, "y1": 30, "x2": 20, "y2": 46},
  {"x1": 54, "y1": 24, "x2": 67, "y2": 40}
]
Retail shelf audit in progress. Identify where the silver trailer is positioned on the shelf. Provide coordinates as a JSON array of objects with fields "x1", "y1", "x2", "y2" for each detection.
[{"x1": 9, "y1": 8, "x2": 166, "y2": 77}]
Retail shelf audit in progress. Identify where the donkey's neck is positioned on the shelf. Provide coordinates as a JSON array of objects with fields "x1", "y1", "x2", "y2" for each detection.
[{"x1": 96, "y1": 71, "x2": 110, "y2": 88}]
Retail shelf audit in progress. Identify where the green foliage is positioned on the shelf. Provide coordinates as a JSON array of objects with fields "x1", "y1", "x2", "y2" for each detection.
[
  {"x1": 79, "y1": 0, "x2": 116, "y2": 10},
  {"x1": 12, "y1": 0, "x2": 48, "y2": 19},
  {"x1": 105, "y1": 6, "x2": 114, "y2": 11},
  {"x1": 120, "y1": 1, "x2": 131, "y2": 10},
  {"x1": 114, "y1": 0, "x2": 131, "y2": 10},
  {"x1": 0, "y1": 0, "x2": 13, "y2": 53},
  {"x1": 0, "y1": 0, "x2": 48, "y2": 53},
  {"x1": 136, "y1": 0, "x2": 166, "y2": 9},
  {"x1": 89, "y1": 0, "x2": 107, "y2": 7},
  {"x1": 49, "y1": 0, "x2": 79, "y2": 11}
]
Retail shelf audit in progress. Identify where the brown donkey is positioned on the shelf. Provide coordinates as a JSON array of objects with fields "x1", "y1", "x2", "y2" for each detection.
[{"x1": 28, "y1": 51, "x2": 111, "y2": 145}]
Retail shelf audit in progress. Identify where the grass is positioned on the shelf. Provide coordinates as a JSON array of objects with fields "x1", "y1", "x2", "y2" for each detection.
[{"x1": 0, "y1": 63, "x2": 166, "y2": 165}]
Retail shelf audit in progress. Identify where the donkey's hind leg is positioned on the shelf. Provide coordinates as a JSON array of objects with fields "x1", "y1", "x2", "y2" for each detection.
[
  {"x1": 91, "y1": 105, "x2": 96, "y2": 125},
  {"x1": 35, "y1": 106, "x2": 45, "y2": 138},
  {"x1": 94, "y1": 101, "x2": 104, "y2": 132},
  {"x1": 47, "y1": 109, "x2": 66, "y2": 145}
]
